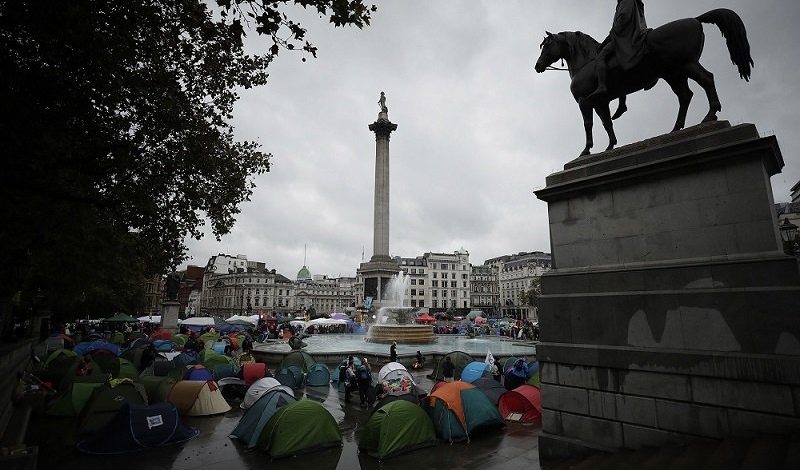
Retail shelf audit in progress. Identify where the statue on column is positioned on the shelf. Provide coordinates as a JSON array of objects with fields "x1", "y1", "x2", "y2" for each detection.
[
  {"x1": 378, "y1": 91, "x2": 388, "y2": 113},
  {"x1": 165, "y1": 272, "x2": 180, "y2": 301}
]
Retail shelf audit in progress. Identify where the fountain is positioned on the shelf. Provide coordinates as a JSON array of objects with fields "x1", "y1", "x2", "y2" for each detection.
[{"x1": 365, "y1": 271, "x2": 435, "y2": 344}]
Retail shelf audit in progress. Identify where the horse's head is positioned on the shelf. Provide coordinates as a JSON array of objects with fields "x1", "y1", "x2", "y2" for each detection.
[{"x1": 535, "y1": 31, "x2": 562, "y2": 73}]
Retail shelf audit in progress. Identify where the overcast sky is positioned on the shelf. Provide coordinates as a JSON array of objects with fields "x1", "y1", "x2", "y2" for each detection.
[{"x1": 182, "y1": 0, "x2": 800, "y2": 278}]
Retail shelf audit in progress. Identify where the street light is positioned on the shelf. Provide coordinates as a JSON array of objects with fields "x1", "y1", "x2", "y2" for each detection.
[{"x1": 779, "y1": 218, "x2": 799, "y2": 255}]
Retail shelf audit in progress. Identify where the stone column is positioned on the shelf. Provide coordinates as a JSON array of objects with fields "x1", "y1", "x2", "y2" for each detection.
[{"x1": 368, "y1": 111, "x2": 397, "y2": 263}]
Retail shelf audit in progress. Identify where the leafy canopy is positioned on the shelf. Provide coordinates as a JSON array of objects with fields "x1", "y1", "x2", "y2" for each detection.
[{"x1": 0, "y1": 0, "x2": 375, "y2": 319}]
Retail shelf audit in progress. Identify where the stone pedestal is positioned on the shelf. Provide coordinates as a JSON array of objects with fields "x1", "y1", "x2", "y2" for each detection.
[
  {"x1": 160, "y1": 301, "x2": 181, "y2": 333},
  {"x1": 534, "y1": 122, "x2": 800, "y2": 456}
]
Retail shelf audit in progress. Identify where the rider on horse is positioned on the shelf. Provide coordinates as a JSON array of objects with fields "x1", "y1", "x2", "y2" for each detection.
[{"x1": 591, "y1": 0, "x2": 650, "y2": 100}]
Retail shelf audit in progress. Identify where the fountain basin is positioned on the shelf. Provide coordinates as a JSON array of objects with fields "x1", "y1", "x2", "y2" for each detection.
[{"x1": 364, "y1": 324, "x2": 435, "y2": 344}]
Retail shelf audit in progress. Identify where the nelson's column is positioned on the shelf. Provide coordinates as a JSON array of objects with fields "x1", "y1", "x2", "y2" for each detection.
[{"x1": 358, "y1": 91, "x2": 399, "y2": 310}]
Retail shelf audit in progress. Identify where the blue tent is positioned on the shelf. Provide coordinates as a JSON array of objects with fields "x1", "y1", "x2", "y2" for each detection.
[
  {"x1": 73, "y1": 340, "x2": 121, "y2": 357},
  {"x1": 229, "y1": 388, "x2": 297, "y2": 448},
  {"x1": 460, "y1": 361, "x2": 492, "y2": 383},
  {"x1": 77, "y1": 402, "x2": 199, "y2": 454},
  {"x1": 306, "y1": 363, "x2": 331, "y2": 386},
  {"x1": 274, "y1": 365, "x2": 305, "y2": 389}
]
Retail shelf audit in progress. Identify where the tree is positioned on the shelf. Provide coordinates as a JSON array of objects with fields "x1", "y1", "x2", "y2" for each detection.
[
  {"x1": 0, "y1": 0, "x2": 375, "y2": 331},
  {"x1": 519, "y1": 277, "x2": 542, "y2": 310}
]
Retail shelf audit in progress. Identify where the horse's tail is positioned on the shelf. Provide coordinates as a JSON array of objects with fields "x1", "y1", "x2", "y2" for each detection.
[{"x1": 696, "y1": 8, "x2": 753, "y2": 81}]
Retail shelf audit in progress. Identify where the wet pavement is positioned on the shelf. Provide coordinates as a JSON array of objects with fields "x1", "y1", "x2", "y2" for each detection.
[{"x1": 27, "y1": 365, "x2": 542, "y2": 470}]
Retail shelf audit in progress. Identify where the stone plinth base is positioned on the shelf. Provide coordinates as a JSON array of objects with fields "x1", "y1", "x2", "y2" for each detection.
[
  {"x1": 365, "y1": 324, "x2": 435, "y2": 344},
  {"x1": 534, "y1": 122, "x2": 800, "y2": 455},
  {"x1": 160, "y1": 301, "x2": 180, "y2": 333}
]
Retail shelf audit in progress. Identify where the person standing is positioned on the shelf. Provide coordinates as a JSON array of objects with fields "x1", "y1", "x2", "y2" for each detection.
[
  {"x1": 357, "y1": 357, "x2": 373, "y2": 407},
  {"x1": 442, "y1": 356, "x2": 455, "y2": 383},
  {"x1": 389, "y1": 341, "x2": 397, "y2": 362},
  {"x1": 342, "y1": 356, "x2": 357, "y2": 402}
]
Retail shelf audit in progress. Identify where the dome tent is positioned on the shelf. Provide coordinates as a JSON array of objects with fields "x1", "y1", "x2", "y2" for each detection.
[
  {"x1": 497, "y1": 384, "x2": 542, "y2": 423},
  {"x1": 76, "y1": 402, "x2": 199, "y2": 454},
  {"x1": 274, "y1": 365, "x2": 305, "y2": 389},
  {"x1": 256, "y1": 400, "x2": 341, "y2": 458},
  {"x1": 241, "y1": 377, "x2": 293, "y2": 410},
  {"x1": 460, "y1": 361, "x2": 492, "y2": 383},
  {"x1": 427, "y1": 351, "x2": 473, "y2": 381},
  {"x1": 422, "y1": 381, "x2": 504, "y2": 442},
  {"x1": 359, "y1": 400, "x2": 437, "y2": 459},
  {"x1": 80, "y1": 379, "x2": 149, "y2": 435},
  {"x1": 279, "y1": 350, "x2": 316, "y2": 374},
  {"x1": 306, "y1": 363, "x2": 331, "y2": 386},
  {"x1": 229, "y1": 388, "x2": 297, "y2": 448},
  {"x1": 167, "y1": 380, "x2": 231, "y2": 416}
]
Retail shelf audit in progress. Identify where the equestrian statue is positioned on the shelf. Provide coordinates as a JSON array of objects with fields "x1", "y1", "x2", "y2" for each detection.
[{"x1": 534, "y1": 3, "x2": 753, "y2": 156}]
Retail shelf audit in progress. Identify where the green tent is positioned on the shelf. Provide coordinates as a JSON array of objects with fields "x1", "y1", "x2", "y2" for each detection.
[
  {"x1": 278, "y1": 350, "x2": 316, "y2": 374},
  {"x1": 427, "y1": 350, "x2": 474, "y2": 381},
  {"x1": 257, "y1": 400, "x2": 341, "y2": 458},
  {"x1": 138, "y1": 376, "x2": 177, "y2": 404},
  {"x1": 46, "y1": 379, "x2": 105, "y2": 416},
  {"x1": 359, "y1": 400, "x2": 437, "y2": 459},
  {"x1": 199, "y1": 349, "x2": 232, "y2": 370},
  {"x1": 104, "y1": 312, "x2": 139, "y2": 322},
  {"x1": 79, "y1": 379, "x2": 148, "y2": 434},
  {"x1": 230, "y1": 388, "x2": 297, "y2": 448},
  {"x1": 94, "y1": 356, "x2": 140, "y2": 381}
]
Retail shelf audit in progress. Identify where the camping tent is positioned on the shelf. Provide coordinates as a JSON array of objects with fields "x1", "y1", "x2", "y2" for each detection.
[
  {"x1": 278, "y1": 350, "x2": 316, "y2": 374},
  {"x1": 212, "y1": 363, "x2": 239, "y2": 381},
  {"x1": 242, "y1": 362, "x2": 268, "y2": 385},
  {"x1": 527, "y1": 361, "x2": 541, "y2": 388},
  {"x1": 73, "y1": 340, "x2": 122, "y2": 357},
  {"x1": 181, "y1": 364, "x2": 214, "y2": 382},
  {"x1": 94, "y1": 356, "x2": 140, "y2": 381},
  {"x1": 422, "y1": 381, "x2": 504, "y2": 442},
  {"x1": 427, "y1": 351, "x2": 474, "y2": 381},
  {"x1": 414, "y1": 313, "x2": 436, "y2": 324},
  {"x1": 46, "y1": 379, "x2": 105, "y2": 416},
  {"x1": 359, "y1": 400, "x2": 437, "y2": 459},
  {"x1": 241, "y1": 377, "x2": 294, "y2": 410},
  {"x1": 76, "y1": 402, "x2": 199, "y2": 454},
  {"x1": 274, "y1": 365, "x2": 305, "y2": 389},
  {"x1": 376, "y1": 362, "x2": 422, "y2": 399},
  {"x1": 138, "y1": 376, "x2": 176, "y2": 404},
  {"x1": 497, "y1": 384, "x2": 542, "y2": 423},
  {"x1": 470, "y1": 377, "x2": 507, "y2": 406},
  {"x1": 460, "y1": 361, "x2": 492, "y2": 383},
  {"x1": 167, "y1": 380, "x2": 231, "y2": 416},
  {"x1": 104, "y1": 312, "x2": 139, "y2": 323},
  {"x1": 229, "y1": 388, "x2": 297, "y2": 448},
  {"x1": 80, "y1": 379, "x2": 149, "y2": 434},
  {"x1": 306, "y1": 363, "x2": 331, "y2": 386},
  {"x1": 255, "y1": 400, "x2": 341, "y2": 458}
]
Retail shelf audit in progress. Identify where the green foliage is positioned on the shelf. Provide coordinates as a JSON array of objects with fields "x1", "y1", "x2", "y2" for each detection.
[
  {"x1": 519, "y1": 277, "x2": 542, "y2": 308},
  {"x1": 0, "y1": 0, "x2": 375, "y2": 320}
]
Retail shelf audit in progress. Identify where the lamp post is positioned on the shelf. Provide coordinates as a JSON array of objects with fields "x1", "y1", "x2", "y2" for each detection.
[{"x1": 779, "y1": 218, "x2": 799, "y2": 256}]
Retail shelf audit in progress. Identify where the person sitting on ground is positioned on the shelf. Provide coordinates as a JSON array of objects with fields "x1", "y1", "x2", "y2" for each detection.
[{"x1": 412, "y1": 350, "x2": 424, "y2": 370}]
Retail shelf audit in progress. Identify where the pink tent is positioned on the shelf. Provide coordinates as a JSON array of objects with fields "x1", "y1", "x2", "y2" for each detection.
[{"x1": 497, "y1": 384, "x2": 542, "y2": 422}]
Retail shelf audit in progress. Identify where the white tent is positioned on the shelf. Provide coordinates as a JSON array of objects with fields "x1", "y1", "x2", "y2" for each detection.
[
  {"x1": 180, "y1": 317, "x2": 216, "y2": 326},
  {"x1": 138, "y1": 315, "x2": 161, "y2": 323},
  {"x1": 241, "y1": 377, "x2": 294, "y2": 409}
]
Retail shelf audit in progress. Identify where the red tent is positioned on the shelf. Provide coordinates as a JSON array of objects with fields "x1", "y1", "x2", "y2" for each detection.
[
  {"x1": 415, "y1": 313, "x2": 436, "y2": 324},
  {"x1": 497, "y1": 384, "x2": 542, "y2": 422}
]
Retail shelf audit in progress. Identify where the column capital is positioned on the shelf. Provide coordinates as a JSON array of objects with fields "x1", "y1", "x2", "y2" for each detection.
[{"x1": 369, "y1": 118, "x2": 398, "y2": 140}]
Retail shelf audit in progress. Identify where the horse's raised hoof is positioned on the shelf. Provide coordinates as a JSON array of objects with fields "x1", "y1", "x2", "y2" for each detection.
[{"x1": 611, "y1": 104, "x2": 627, "y2": 120}]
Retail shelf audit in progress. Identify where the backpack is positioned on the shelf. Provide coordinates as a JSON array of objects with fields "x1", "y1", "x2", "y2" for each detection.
[{"x1": 357, "y1": 365, "x2": 370, "y2": 381}]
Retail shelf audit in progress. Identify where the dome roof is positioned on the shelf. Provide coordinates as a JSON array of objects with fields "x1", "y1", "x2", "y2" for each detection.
[{"x1": 297, "y1": 265, "x2": 312, "y2": 280}]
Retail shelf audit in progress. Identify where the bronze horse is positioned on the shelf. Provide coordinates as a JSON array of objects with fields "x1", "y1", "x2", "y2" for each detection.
[{"x1": 534, "y1": 8, "x2": 753, "y2": 156}]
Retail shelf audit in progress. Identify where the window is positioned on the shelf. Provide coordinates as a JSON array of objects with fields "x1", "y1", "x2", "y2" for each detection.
[
  {"x1": 411, "y1": 279, "x2": 416, "y2": 285},
  {"x1": 450, "y1": 281, "x2": 456, "y2": 288},
  {"x1": 432, "y1": 290, "x2": 438, "y2": 297},
  {"x1": 442, "y1": 290, "x2": 447, "y2": 298},
  {"x1": 442, "y1": 272, "x2": 448, "y2": 279},
  {"x1": 411, "y1": 289, "x2": 416, "y2": 296},
  {"x1": 419, "y1": 279, "x2": 424, "y2": 286},
  {"x1": 432, "y1": 280, "x2": 438, "y2": 287}
]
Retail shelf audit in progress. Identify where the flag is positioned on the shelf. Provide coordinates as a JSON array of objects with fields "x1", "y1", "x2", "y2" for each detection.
[{"x1": 485, "y1": 349, "x2": 495, "y2": 365}]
